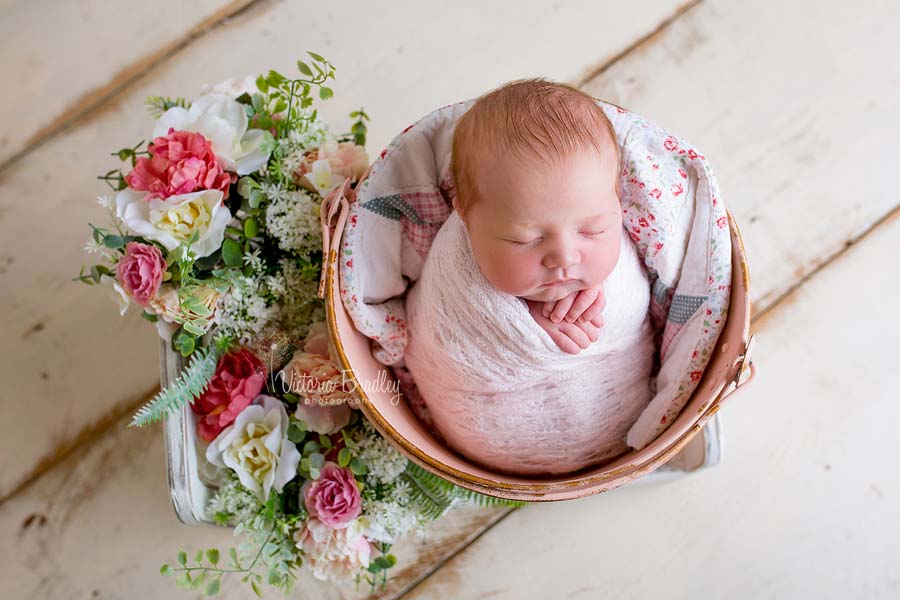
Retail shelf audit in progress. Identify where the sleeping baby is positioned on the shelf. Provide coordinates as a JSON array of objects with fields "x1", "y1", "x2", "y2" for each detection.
[{"x1": 403, "y1": 79, "x2": 656, "y2": 476}]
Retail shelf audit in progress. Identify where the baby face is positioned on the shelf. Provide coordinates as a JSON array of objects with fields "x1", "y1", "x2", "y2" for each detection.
[{"x1": 455, "y1": 149, "x2": 623, "y2": 303}]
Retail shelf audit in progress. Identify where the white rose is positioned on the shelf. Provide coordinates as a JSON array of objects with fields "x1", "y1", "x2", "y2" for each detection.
[
  {"x1": 206, "y1": 395, "x2": 301, "y2": 502},
  {"x1": 101, "y1": 274, "x2": 130, "y2": 316},
  {"x1": 200, "y1": 74, "x2": 258, "y2": 98},
  {"x1": 154, "y1": 92, "x2": 272, "y2": 175},
  {"x1": 116, "y1": 188, "x2": 230, "y2": 257}
]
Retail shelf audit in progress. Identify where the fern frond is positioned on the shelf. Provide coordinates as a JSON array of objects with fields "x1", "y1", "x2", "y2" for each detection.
[
  {"x1": 401, "y1": 462, "x2": 528, "y2": 521},
  {"x1": 129, "y1": 345, "x2": 221, "y2": 428}
]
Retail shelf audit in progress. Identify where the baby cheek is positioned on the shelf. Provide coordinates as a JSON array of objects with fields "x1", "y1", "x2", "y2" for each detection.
[{"x1": 482, "y1": 250, "x2": 536, "y2": 295}]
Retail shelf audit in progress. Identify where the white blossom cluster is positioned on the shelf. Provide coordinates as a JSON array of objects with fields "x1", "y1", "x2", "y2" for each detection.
[
  {"x1": 262, "y1": 182, "x2": 323, "y2": 261},
  {"x1": 206, "y1": 471, "x2": 262, "y2": 526},
  {"x1": 353, "y1": 419, "x2": 409, "y2": 485},
  {"x1": 213, "y1": 272, "x2": 279, "y2": 343},
  {"x1": 275, "y1": 110, "x2": 331, "y2": 180},
  {"x1": 362, "y1": 496, "x2": 430, "y2": 544}
]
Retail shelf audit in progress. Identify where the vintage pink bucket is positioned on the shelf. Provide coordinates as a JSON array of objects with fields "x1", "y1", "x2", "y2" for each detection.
[{"x1": 317, "y1": 165, "x2": 757, "y2": 503}]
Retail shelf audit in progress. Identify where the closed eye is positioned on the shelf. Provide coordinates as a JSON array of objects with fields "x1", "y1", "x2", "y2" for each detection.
[
  {"x1": 581, "y1": 230, "x2": 607, "y2": 238},
  {"x1": 504, "y1": 237, "x2": 543, "y2": 245}
]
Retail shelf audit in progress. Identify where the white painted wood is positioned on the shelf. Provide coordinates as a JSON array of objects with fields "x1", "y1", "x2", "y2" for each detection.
[
  {"x1": 402, "y1": 211, "x2": 900, "y2": 600},
  {"x1": 0, "y1": 0, "x2": 687, "y2": 500},
  {"x1": 582, "y1": 0, "x2": 900, "y2": 313},
  {"x1": 0, "y1": 0, "x2": 248, "y2": 165},
  {"x1": 0, "y1": 404, "x2": 515, "y2": 599}
]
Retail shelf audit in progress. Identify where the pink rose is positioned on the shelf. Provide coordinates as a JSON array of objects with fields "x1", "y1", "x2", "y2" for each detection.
[
  {"x1": 293, "y1": 517, "x2": 372, "y2": 581},
  {"x1": 191, "y1": 348, "x2": 266, "y2": 443},
  {"x1": 303, "y1": 321, "x2": 332, "y2": 358},
  {"x1": 302, "y1": 462, "x2": 362, "y2": 529},
  {"x1": 116, "y1": 242, "x2": 165, "y2": 307},
  {"x1": 125, "y1": 128, "x2": 235, "y2": 200}
]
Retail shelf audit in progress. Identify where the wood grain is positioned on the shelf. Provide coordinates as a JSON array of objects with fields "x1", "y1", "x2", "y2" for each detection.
[{"x1": 0, "y1": 0, "x2": 256, "y2": 167}]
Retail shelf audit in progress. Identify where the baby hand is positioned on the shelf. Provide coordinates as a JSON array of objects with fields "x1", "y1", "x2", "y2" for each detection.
[
  {"x1": 542, "y1": 285, "x2": 606, "y2": 327},
  {"x1": 525, "y1": 298, "x2": 602, "y2": 355}
]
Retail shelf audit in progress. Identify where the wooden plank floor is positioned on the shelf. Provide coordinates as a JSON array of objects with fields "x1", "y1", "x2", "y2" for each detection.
[{"x1": 2, "y1": 0, "x2": 898, "y2": 598}]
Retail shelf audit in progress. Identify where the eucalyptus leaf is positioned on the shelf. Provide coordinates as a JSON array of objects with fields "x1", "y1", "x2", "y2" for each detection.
[{"x1": 222, "y1": 238, "x2": 243, "y2": 267}]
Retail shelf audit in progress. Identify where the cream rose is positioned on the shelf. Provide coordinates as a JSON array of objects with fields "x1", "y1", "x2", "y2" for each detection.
[
  {"x1": 154, "y1": 92, "x2": 272, "y2": 175},
  {"x1": 205, "y1": 395, "x2": 301, "y2": 502},
  {"x1": 116, "y1": 188, "x2": 230, "y2": 257}
]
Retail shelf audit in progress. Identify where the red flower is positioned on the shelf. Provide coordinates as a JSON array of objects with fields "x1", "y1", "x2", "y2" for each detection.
[
  {"x1": 125, "y1": 128, "x2": 234, "y2": 200},
  {"x1": 192, "y1": 349, "x2": 266, "y2": 443},
  {"x1": 716, "y1": 216, "x2": 728, "y2": 229},
  {"x1": 638, "y1": 217, "x2": 649, "y2": 228},
  {"x1": 649, "y1": 188, "x2": 661, "y2": 199},
  {"x1": 690, "y1": 371, "x2": 702, "y2": 383},
  {"x1": 688, "y1": 149, "x2": 698, "y2": 160},
  {"x1": 671, "y1": 183, "x2": 684, "y2": 197},
  {"x1": 664, "y1": 136, "x2": 678, "y2": 151},
  {"x1": 678, "y1": 168, "x2": 687, "y2": 179}
]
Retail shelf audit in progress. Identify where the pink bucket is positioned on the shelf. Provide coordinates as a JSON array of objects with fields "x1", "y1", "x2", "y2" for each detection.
[{"x1": 318, "y1": 170, "x2": 756, "y2": 502}]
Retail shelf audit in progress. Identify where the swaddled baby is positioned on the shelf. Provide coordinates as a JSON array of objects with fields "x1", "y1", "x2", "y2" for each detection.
[{"x1": 403, "y1": 79, "x2": 656, "y2": 476}]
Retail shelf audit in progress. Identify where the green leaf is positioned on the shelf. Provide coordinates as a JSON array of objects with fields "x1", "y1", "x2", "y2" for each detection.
[
  {"x1": 267, "y1": 69, "x2": 286, "y2": 86},
  {"x1": 174, "y1": 332, "x2": 196, "y2": 356},
  {"x1": 249, "y1": 189, "x2": 263, "y2": 209},
  {"x1": 318, "y1": 434, "x2": 332, "y2": 449},
  {"x1": 236, "y1": 92, "x2": 253, "y2": 106},
  {"x1": 205, "y1": 578, "x2": 221, "y2": 596},
  {"x1": 318, "y1": 86, "x2": 333, "y2": 101},
  {"x1": 338, "y1": 447, "x2": 351, "y2": 467},
  {"x1": 175, "y1": 573, "x2": 191, "y2": 589},
  {"x1": 194, "y1": 549, "x2": 203, "y2": 564},
  {"x1": 349, "y1": 457, "x2": 367, "y2": 476},
  {"x1": 303, "y1": 440, "x2": 320, "y2": 455},
  {"x1": 243, "y1": 217, "x2": 259, "y2": 239},
  {"x1": 190, "y1": 570, "x2": 205, "y2": 589},
  {"x1": 251, "y1": 580, "x2": 263, "y2": 597},
  {"x1": 140, "y1": 311, "x2": 159, "y2": 323},
  {"x1": 307, "y1": 50, "x2": 326, "y2": 63},
  {"x1": 206, "y1": 548, "x2": 219, "y2": 566},
  {"x1": 182, "y1": 321, "x2": 206, "y2": 337},
  {"x1": 229, "y1": 547, "x2": 239, "y2": 567},
  {"x1": 102, "y1": 234, "x2": 127, "y2": 249},
  {"x1": 221, "y1": 238, "x2": 243, "y2": 267},
  {"x1": 177, "y1": 551, "x2": 187, "y2": 567},
  {"x1": 287, "y1": 422, "x2": 306, "y2": 443},
  {"x1": 255, "y1": 75, "x2": 268, "y2": 93},
  {"x1": 296, "y1": 60, "x2": 313, "y2": 76},
  {"x1": 310, "y1": 453, "x2": 325, "y2": 469},
  {"x1": 160, "y1": 564, "x2": 173, "y2": 576},
  {"x1": 225, "y1": 226, "x2": 244, "y2": 238}
]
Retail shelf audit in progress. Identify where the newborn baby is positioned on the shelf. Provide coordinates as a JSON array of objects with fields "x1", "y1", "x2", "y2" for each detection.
[{"x1": 403, "y1": 79, "x2": 656, "y2": 476}]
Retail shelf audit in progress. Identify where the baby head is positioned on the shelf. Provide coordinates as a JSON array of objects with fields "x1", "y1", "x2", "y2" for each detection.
[{"x1": 450, "y1": 78, "x2": 623, "y2": 303}]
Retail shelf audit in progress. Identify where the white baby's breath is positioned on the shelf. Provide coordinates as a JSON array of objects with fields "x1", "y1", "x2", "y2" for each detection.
[{"x1": 263, "y1": 183, "x2": 323, "y2": 260}]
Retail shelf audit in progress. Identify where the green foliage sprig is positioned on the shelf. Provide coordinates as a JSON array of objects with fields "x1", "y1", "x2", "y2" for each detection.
[{"x1": 129, "y1": 333, "x2": 233, "y2": 427}]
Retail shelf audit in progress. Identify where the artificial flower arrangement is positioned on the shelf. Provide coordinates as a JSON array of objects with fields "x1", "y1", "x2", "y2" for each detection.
[{"x1": 76, "y1": 51, "x2": 524, "y2": 597}]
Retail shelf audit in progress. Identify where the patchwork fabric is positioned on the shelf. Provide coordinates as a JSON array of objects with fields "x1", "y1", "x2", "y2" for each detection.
[{"x1": 338, "y1": 99, "x2": 731, "y2": 450}]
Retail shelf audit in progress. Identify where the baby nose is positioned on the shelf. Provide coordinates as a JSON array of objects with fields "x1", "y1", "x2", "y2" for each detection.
[{"x1": 542, "y1": 239, "x2": 580, "y2": 270}]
